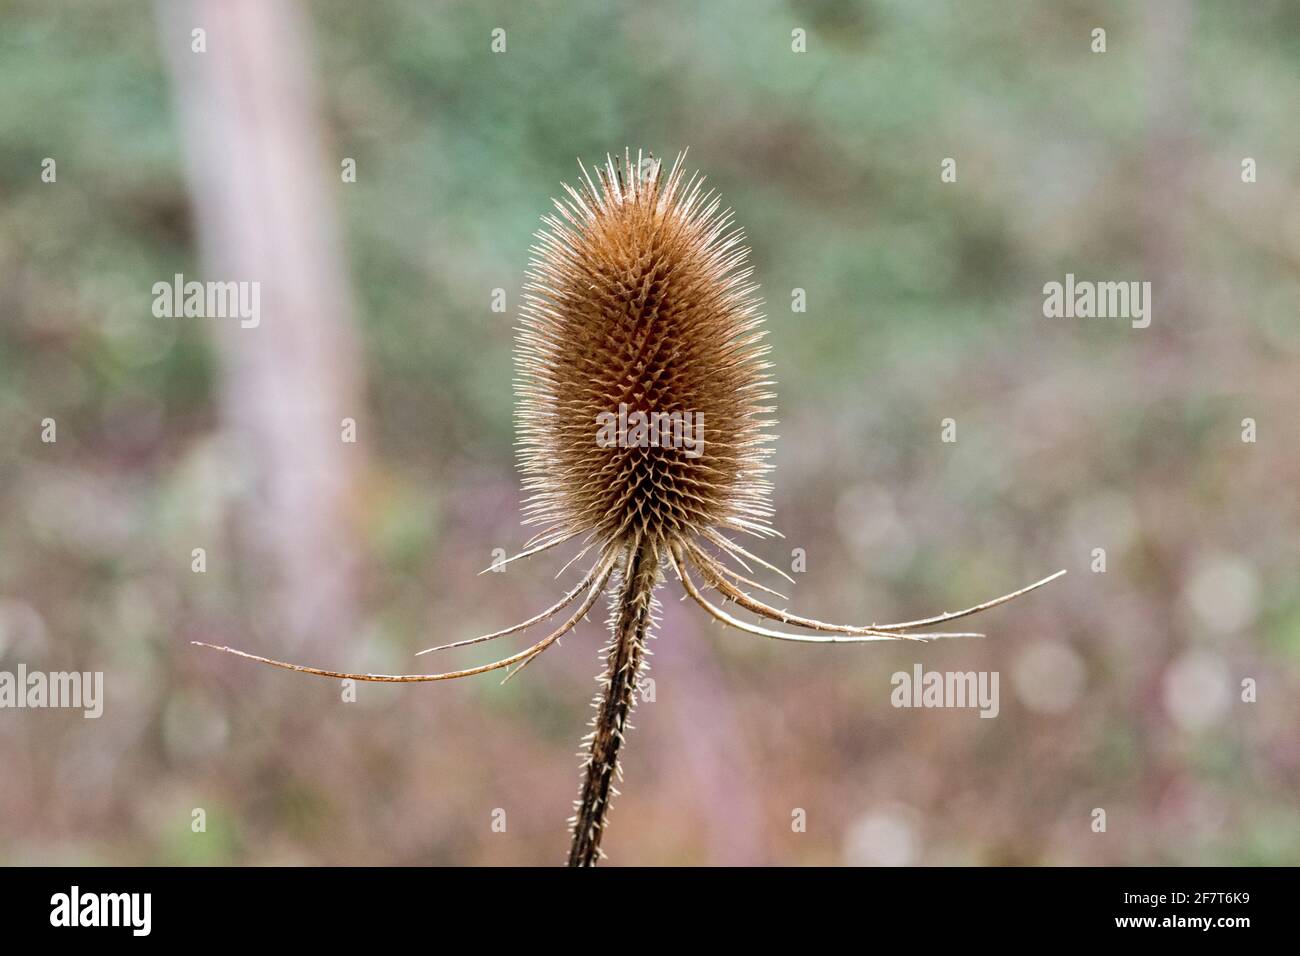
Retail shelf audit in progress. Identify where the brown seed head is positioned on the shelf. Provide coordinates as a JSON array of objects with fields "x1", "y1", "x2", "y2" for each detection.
[
  {"x1": 195, "y1": 153, "x2": 1065, "y2": 870},
  {"x1": 517, "y1": 150, "x2": 778, "y2": 552}
]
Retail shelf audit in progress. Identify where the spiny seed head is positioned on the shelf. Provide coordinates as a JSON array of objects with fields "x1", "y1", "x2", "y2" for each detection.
[
  {"x1": 516, "y1": 149, "x2": 778, "y2": 553},
  {"x1": 195, "y1": 147, "x2": 1065, "y2": 870}
]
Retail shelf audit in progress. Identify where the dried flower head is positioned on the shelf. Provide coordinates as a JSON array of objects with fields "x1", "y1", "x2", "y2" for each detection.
[
  {"x1": 516, "y1": 150, "x2": 775, "y2": 554},
  {"x1": 197, "y1": 149, "x2": 1064, "y2": 866}
]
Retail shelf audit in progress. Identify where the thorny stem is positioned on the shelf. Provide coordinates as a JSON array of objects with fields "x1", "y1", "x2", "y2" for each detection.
[{"x1": 568, "y1": 536, "x2": 658, "y2": 867}]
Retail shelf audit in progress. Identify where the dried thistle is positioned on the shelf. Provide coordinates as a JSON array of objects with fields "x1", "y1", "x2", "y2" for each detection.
[{"x1": 197, "y1": 149, "x2": 1065, "y2": 866}]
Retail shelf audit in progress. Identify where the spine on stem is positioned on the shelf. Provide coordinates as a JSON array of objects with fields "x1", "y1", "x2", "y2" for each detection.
[{"x1": 568, "y1": 538, "x2": 658, "y2": 867}]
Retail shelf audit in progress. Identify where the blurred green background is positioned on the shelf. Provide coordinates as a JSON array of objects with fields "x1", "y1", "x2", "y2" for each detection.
[{"x1": 1, "y1": 0, "x2": 1297, "y2": 865}]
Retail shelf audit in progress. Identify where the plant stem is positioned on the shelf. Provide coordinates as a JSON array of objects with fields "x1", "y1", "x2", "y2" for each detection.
[{"x1": 567, "y1": 537, "x2": 657, "y2": 866}]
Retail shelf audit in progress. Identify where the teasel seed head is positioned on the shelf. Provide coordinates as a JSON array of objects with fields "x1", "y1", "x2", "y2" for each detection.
[
  {"x1": 516, "y1": 149, "x2": 777, "y2": 556},
  {"x1": 194, "y1": 147, "x2": 1066, "y2": 868}
]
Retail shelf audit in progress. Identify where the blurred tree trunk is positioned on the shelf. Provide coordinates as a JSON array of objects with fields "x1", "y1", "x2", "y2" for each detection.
[{"x1": 157, "y1": 0, "x2": 362, "y2": 652}]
